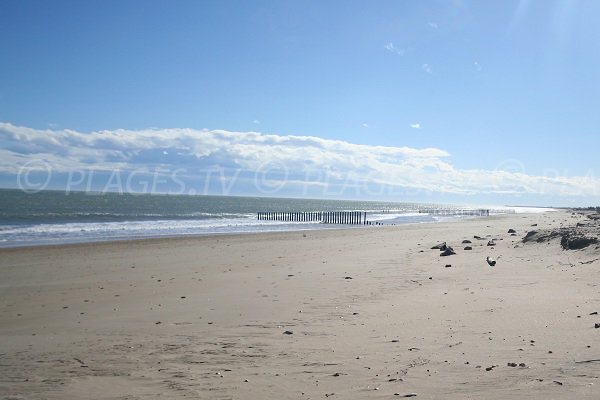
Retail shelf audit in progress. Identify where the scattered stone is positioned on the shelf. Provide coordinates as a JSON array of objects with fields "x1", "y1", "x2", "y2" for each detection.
[
  {"x1": 440, "y1": 247, "x2": 456, "y2": 256},
  {"x1": 464, "y1": 246, "x2": 473, "y2": 251},
  {"x1": 590, "y1": 312, "x2": 598, "y2": 315},
  {"x1": 485, "y1": 366, "x2": 496, "y2": 371},
  {"x1": 344, "y1": 276, "x2": 353, "y2": 280},
  {"x1": 508, "y1": 229, "x2": 517, "y2": 233},
  {"x1": 507, "y1": 362, "x2": 517, "y2": 367},
  {"x1": 486, "y1": 257, "x2": 496, "y2": 267},
  {"x1": 561, "y1": 235, "x2": 598, "y2": 250},
  {"x1": 474, "y1": 235, "x2": 486, "y2": 240},
  {"x1": 283, "y1": 330, "x2": 294, "y2": 335},
  {"x1": 553, "y1": 380, "x2": 563, "y2": 386},
  {"x1": 431, "y1": 242, "x2": 447, "y2": 250},
  {"x1": 462, "y1": 240, "x2": 472, "y2": 244},
  {"x1": 445, "y1": 264, "x2": 452, "y2": 268},
  {"x1": 595, "y1": 323, "x2": 600, "y2": 329},
  {"x1": 519, "y1": 363, "x2": 527, "y2": 368},
  {"x1": 155, "y1": 321, "x2": 162, "y2": 325},
  {"x1": 487, "y1": 240, "x2": 496, "y2": 246}
]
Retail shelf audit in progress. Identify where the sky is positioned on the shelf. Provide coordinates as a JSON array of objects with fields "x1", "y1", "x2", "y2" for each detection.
[{"x1": 1, "y1": 0, "x2": 600, "y2": 206}]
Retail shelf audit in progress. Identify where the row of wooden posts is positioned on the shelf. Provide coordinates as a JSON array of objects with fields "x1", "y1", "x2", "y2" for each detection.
[
  {"x1": 418, "y1": 209, "x2": 491, "y2": 216},
  {"x1": 257, "y1": 211, "x2": 369, "y2": 225}
]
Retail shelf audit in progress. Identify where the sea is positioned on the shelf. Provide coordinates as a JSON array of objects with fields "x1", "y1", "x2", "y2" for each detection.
[{"x1": 0, "y1": 189, "x2": 546, "y2": 248}]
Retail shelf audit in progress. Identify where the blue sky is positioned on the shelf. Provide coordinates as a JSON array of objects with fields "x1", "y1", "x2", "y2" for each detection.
[{"x1": 1, "y1": 0, "x2": 600, "y2": 206}]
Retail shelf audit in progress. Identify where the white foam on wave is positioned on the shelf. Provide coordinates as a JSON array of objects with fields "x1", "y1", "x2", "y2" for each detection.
[{"x1": 0, "y1": 217, "x2": 326, "y2": 247}]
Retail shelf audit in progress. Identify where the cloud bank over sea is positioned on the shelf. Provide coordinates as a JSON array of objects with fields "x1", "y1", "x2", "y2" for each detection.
[{"x1": 1, "y1": 122, "x2": 598, "y2": 204}]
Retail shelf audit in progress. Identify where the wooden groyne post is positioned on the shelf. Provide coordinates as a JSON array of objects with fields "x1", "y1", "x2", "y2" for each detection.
[{"x1": 257, "y1": 211, "x2": 369, "y2": 225}]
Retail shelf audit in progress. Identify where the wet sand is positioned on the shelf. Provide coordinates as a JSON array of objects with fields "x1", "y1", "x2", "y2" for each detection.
[{"x1": 1, "y1": 211, "x2": 599, "y2": 399}]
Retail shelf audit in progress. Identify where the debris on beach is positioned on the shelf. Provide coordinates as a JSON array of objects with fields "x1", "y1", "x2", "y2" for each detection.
[
  {"x1": 522, "y1": 222, "x2": 599, "y2": 251},
  {"x1": 486, "y1": 257, "x2": 496, "y2": 266},
  {"x1": 487, "y1": 240, "x2": 496, "y2": 247},
  {"x1": 561, "y1": 235, "x2": 598, "y2": 250},
  {"x1": 431, "y1": 242, "x2": 447, "y2": 250},
  {"x1": 507, "y1": 362, "x2": 527, "y2": 368},
  {"x1": 283, "y1": 330, "x2": 294, "y2": 335},
  {"x1": 440, "y1": 247, "x2": 456, "y2": 256}
]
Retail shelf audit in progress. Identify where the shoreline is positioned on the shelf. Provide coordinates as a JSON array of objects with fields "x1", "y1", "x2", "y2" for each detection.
[
  {"x1": 2, "y1": 210, "x2": 599, "y2": 399},
  {"x1": 0, "y1": 213, "x2": 487, "y2": 251}
]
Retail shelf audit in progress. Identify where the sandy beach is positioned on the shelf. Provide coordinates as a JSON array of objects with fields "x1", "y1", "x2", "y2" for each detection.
[{"x1": 1, "y1": 211, "x2": 599, "y2": 399}]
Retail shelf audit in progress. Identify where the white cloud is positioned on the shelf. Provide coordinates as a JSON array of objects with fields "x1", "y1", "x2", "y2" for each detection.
[
  {"x1": 1, "y1": 122, "x2": 600, "y2": 199},
  {"x1": 474, "y1": 61, "x2": 482, "y2": 71},
  {"x1": 362, "y1": 123, "x2": 369, "y2": 128},
  {"x1": 428, "y1": 22, "x2": 439, "y2": 29},
  {"x1": 410, "y1": 123, "x2": 421, "y2": 129},
  {"x1": 253, "y1": 119, "x2": 261, "y2": 125},
  {"x1": 384, "y1": 42, "x2": 404, "y2": 56},
  {"x1": 422, "y1": 64, "x2": 432, "y2": 74}
]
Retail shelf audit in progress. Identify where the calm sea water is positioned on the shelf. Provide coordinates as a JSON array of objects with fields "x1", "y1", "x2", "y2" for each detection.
[{"x1": 0, "y1": 189, "x2": 499, "y2": 248}]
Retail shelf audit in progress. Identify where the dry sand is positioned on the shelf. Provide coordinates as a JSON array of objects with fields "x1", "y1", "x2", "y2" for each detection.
[{"x1": 1, "y1": 211, "x2": 599, "y2": 399}]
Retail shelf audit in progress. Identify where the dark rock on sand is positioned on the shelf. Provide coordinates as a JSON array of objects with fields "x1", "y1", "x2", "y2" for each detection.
[
  {"x1": 283, "y1": 330, "x2": 294, "y2": 335},
  {"x1": 561, "y1": 235, "x2": 598, "y2": 250},
  {"x1": 487, "y1": 240, "x2": 496, "y2": 246},
  {"x1": 508, "y1": 229, "x2": 517, "y2": 234},
  {"x1": 464, "y1": 246, "x2": 473, "y2": 251},
  {"x1": 462, "y1": 240, "x2": 472, "y2": 244},
  {"x1": 440, "y1": 247, "x2": 456, "y2": 256},
  {"x1": 431, "y1": 242, "x2": 447, "y2": 250},
  {"x1": 486, "y1": 257, "x2": 496, "y2": 266}
]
